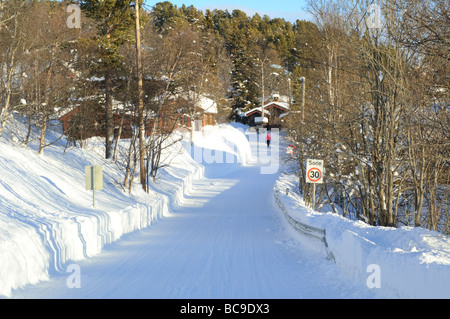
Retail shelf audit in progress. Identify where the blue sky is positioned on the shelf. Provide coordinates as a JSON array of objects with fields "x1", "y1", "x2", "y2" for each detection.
[{"x1": 144, "y1": 0, "x2": 311, "y2": 23}]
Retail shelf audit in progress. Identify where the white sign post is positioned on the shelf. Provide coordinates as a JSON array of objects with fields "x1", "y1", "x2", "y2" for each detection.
[
  {"x1": 306, "y1": 159, "x2": 323, "y2": 209},
  {"x1": 85, "y1": 165, "x2": 103, "y2": 208}
]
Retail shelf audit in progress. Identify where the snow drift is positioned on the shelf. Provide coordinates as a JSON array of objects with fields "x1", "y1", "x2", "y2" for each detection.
[
  {"x1": 0, "y1": 121, "x2": 250, "y2": 297},
  {"x1": 274, "y1": 173, "x2": 450, "y2": 298},
  {"x1": 0, "y1": 138, "x2": 184, "y2": 297},
  {"x1": 1, "y1": 119, "x2": 449, "y2": 298}
]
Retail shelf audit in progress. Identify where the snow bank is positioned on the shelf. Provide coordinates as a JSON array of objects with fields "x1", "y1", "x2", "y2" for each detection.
[
  {"x1": 0, "y1": 121, "x2": 254, "y2": 297},
  {"x1": 274, "y1": 173, "x2": 450, "y2": 298},
  {"x1": 0, "y1": 122, "x2": 221, "y2": 297}
]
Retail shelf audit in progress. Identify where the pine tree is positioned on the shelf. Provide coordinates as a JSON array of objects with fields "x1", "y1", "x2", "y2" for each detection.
[
  {"x1": 152, "y1": 1, "x2": 183, "y2": 32},
  {"x1": 78, "y1": 0, "x2": 136, "y2": 159}
]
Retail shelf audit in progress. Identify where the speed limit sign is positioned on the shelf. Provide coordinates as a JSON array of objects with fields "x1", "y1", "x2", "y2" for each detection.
[{"x1": 306, "y1": 159, "x2": 323, "y2": 184}]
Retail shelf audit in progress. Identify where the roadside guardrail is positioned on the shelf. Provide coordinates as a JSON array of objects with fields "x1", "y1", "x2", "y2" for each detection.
[{"x1": 274, "y1": 189, "x2": 335, "y2": 262}]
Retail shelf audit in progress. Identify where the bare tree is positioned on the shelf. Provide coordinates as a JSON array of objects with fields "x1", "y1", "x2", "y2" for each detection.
[
  {"x1": 0, "y1": 0, "x2": 27, "y2": 137},
  {"x1": 299, "y1": 0, "x2": 448, "y2": 229}
]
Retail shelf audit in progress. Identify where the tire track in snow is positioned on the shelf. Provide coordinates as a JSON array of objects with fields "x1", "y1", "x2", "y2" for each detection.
[{"x1": 11, "y1": 162, "x2": 380, "y2": 298}]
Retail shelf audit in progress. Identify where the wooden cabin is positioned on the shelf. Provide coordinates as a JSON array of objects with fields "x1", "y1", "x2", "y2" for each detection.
[
  {"x1": 244, "y1": 94, "x2": 289, "y2": 127},
  {"x1": 244, "y1": 107, "x2": 270, "y2": 127},
  {"x1": 161, "y1": 93, "x2": 217, "y2": 131},
  {"x1": 59, "y1": 93, "x2": 217, "y2": 140},
  {"x1": 263, "y1": 101, "x2": 289, "y2": 128},
  {"x1": 59, "y1": 103, "x2": 136, "y2": 140}
]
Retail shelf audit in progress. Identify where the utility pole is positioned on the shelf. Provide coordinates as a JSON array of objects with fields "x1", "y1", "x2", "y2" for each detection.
[
  {"x1": 299, "y1": 77, "x2": 306, "y2": 195},
  {"x1": 133, "y1": 1, "x2": 146, "y2": 192},
  {"x1": 261, "y1": 61, "x2": 265, "y2": 120}
]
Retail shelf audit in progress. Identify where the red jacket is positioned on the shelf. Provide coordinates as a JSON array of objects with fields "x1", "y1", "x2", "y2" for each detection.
[{"x1": 266, "y1": 133, "x2": 271, "y2": 141}]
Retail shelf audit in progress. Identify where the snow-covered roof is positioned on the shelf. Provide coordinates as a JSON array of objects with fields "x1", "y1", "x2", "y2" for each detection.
[
  {"x1": 261, "y1": 94, "x2": 290, "y2": 104},
  {"x1": 57, "y1": 95, "x2": 132, "y2": 118},
  {"x1": 161, "y1": 91, "x2": 218, "y2": 114},
  {"x1": 244, "y1": 107, "x2": 262, "y2": 116},
  {"x1": 196, "y1": 95, "x2": 217, "y2": 114},
  {"x1": 244, "y1": 107, "x2": 270, "y2": 116},
  {"x1": 263, "y1": 101, "x2": 290, "y2": 111}
]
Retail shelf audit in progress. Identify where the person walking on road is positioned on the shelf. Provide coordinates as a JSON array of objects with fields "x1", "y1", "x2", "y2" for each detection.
[{"x1": 266, "y1": 132, "x2": 271, "y2": 147}]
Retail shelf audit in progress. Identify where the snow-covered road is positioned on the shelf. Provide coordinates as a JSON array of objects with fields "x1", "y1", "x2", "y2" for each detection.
[
  {"x1": 3, "y1": 124, "x2": 448, "y2": 299},
  {"x1": 12, "y1": 155, "x2": 381, "y2": 298}
]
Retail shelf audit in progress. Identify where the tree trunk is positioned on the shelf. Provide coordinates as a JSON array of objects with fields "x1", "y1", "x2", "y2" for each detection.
[
  {"x1": 104, "y1": 70, "x2": 114, "y2": 159},
  {"x1": 38, "y1": 46, "x2": 56, "y2": 155},
  {"x1": 0, "y1": 53, "x2": 15, "y2": 138},
  {"x1": 134, "y1": 0, "x2": 147, "y2": 192}
]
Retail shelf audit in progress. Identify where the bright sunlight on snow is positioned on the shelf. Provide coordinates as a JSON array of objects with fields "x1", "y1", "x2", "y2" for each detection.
[{"x1": 1, "y1": 119, "x2": 449, "y2": 299}]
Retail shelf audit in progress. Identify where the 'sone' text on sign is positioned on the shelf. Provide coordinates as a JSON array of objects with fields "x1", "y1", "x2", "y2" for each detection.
[{"x1": 306, "y1": 159, "x2": 323, "y2": 184}]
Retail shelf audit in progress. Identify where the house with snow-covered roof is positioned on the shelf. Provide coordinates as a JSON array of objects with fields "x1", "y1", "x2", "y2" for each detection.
[
  {"x1": 194, "y1": 94, "x2": 217, "y2": 129},
  {"x1": 58, "y1": 96, "x2": 138, "y2": 140},
  {"x1": 244, "y1": 94, "x2": 289, "y2": 128},
  {"x1": 161, "y1": 92, "x2": 217, "y2": 131},
  {"x1": 244, "y1": 107, "x2": 270, "y2": 126},
  {"x1": 262, "y1": 94, "x2": 290, "y2": 128}
]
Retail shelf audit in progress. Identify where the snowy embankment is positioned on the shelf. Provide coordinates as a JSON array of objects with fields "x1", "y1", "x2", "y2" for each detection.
[
  {"x1": 274, "y1": 173, "x2": 450, "y2": 298},
  {"x1": 2, "y1": 120, "x2": 449, "y2": 298},
  {"x1": 0, "y1": 122, "x2": 248, "y2": 297}
]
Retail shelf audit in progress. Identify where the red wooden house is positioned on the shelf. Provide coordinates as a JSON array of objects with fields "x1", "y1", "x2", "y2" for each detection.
[
  {"x1": 157, "y1": 93, "x2": 217, "y2": 132},
  {"x1": 59, "y1": 99, "x2": 136, "y2": 140},
  {"x1": 59, "y1": 94, "x2": 218, "y2": 140}
]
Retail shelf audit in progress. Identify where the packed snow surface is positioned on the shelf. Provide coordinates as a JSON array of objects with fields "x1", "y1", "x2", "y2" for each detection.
[{"x1": 1, "y1": 121, "x2": 449, "y2": 298}]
